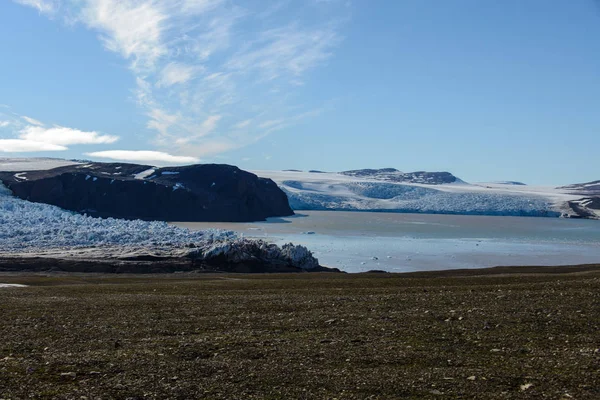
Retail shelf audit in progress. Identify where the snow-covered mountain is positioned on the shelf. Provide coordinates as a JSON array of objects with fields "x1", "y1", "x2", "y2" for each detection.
[
  {"x1": 253, "y1": 169, "x2": 598, "y2": 219},
  {"x1": 558, "y1": 180, "x2": 600, "y2": 196}
]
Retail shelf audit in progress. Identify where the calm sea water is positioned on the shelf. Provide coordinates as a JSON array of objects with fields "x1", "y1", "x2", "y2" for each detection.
[{"x1": 173, "y1": 211, "x2": 600, "y2": 273}]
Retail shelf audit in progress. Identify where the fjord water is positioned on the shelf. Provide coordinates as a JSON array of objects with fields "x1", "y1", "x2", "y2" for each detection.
[{"x1": 173, "y1": 211, "x2": 600, "y2": 273}]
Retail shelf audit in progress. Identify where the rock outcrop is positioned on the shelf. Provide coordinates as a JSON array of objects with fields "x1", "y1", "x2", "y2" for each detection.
[
  {"x1": 564, "y1": 197, "x2": 600, "y2": 219},
  {"x1": 0, "y1": 162, "x2": 293, "y2": 222},
  {"x1": 340, "y1": 168, "x2": 461, "y2": 184}
]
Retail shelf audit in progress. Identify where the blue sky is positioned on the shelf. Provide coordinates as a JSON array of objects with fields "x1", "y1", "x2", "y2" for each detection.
[{"x1": 0, "y1": 0, "x2": 599, "y2": 185}]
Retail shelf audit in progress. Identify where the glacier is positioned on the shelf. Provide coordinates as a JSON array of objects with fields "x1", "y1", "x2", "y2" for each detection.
[
  {"x1": 0, "y1": 182, "x2": 234, "y2": 252},
  {"x1": 252, "y1": 170, "x2": 582, "y2": 217},
  {"x1": 0, "y1": 182, "x2": 319, "y2": 269}
]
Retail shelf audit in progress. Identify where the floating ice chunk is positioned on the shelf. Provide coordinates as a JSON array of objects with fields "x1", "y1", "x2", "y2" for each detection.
[
  {"x1": 14, "y1": 172, "x2": 27, "y2": 181},
  {"x1": 161, "y1": 171, "x2": 180, "y2": 175},
  {"x1": 85, "y1": 175, "x2": 91, "y2": 181}
]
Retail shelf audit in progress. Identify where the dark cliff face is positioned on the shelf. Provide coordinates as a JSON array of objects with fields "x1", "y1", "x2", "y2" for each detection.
[{"x1": 0, "y1": 163, "x2": 294, "y2": 222}]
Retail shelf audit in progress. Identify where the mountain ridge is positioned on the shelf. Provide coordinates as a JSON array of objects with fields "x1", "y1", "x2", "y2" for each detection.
[{"x1": 0, "y1": 162, "x2": 293, "y2": 222}]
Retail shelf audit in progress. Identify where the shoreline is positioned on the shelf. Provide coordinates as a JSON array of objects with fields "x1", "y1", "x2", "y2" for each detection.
[{"x1": 0, "y1": 256, "x2": 598, "y2": 281}]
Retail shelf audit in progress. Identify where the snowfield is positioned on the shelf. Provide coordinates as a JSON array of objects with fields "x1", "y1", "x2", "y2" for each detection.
[{"x1": 252, "y1": 170, "x2": 585, "y2": 217}]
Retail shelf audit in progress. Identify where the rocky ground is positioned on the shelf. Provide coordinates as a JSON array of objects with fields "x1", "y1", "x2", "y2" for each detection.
[{"x1": 0, "y1": 265, "x2": 599, "y2": 399}]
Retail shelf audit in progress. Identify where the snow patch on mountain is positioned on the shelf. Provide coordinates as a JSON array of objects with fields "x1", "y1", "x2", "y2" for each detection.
[{"x1": 134, "y1": 168, "x2": 156, "y2": 180}]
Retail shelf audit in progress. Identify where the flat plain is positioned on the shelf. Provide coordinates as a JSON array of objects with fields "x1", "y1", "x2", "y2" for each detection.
[{"x1": 1, "y1": 266, "x2": 599, "y2": 399}]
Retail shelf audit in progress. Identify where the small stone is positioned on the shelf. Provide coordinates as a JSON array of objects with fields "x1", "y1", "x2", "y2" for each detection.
[
  {"x1": 60, "y1": 372, "x2": 76, "y2": 378},
  {"x1": 520, "y1": 383, "x2": 533, "y2": 391},
  {"x1": 467, "y1": 376, "x2": 476, "y2": 381},
  {"x1": 325, "y1": 319, "x2": 337, "y2": 325}
]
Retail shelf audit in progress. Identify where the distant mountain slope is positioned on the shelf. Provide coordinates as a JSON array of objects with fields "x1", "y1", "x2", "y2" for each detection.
[
  {"x1": 0, "y1": 162, "x2": 293, "y2": 222},
  {"x1": 0, "y1": 157, "x2": 79, "y2": 171},
  {"x1": 558, "y1": 180, "x2": 600, "y2": 196},
  {"x1": 253, "y1": 170, "x2": 594, "y2": 218},
  {"x1": 340, "y1": 168, "x2": 461, "y2": 185},
  {"x1": 491, "y1": 181, "x2": 527, "y2": 186}
]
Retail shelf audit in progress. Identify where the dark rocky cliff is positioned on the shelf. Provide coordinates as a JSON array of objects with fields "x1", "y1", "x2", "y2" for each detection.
[{"x1": 0, "y1": 162, "x2": 293, "y2": 222}]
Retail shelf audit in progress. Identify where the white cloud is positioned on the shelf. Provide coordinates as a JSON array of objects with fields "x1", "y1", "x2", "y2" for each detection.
[
  {"x1": 85, "y1": 150, "x2": 199, "y2": 163},
  {"x1": 0, "y1": 139, "x2": 67, "y2": 152},
  {"x1": 21, "y1": 116, "x2": 45, "y2": 126},
  {"x1": 19, "y1": 125, "x2": 118, "y2": 145},
  {"x1": 0, "y1": 121, "x2": 10, "y2": 128},
  {"x1": 157, "y1": 62, "x2": 199, "y2": 87},
  {"x1": 81, "y1": 0, "x2": 168, "y2": 71}
]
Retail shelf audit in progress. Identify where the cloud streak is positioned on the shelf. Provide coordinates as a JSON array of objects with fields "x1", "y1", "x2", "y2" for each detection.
[
  {"x1": 85, "y1": 150, "x2": 199, "y2": 163},
  {"x1": 19, "y1": 125, "x2": 118, "y2": 145},
  {"x1": 0, "y1": 139, "x2": 67, "y2": 152}
]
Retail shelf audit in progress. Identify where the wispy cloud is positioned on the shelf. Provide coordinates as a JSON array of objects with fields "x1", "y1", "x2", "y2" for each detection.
[
  {"x1": 0, "y1": 121, "x2": 10, "y2": 128},
  {"x1": 225, "y1": 24, "x2": 341, "y2": 81},
  {"x1": 21, "y1": 116, "x2": 44, "y2": 126},
  {"x1": 157, "y1": 62, "x2": 200, "y2": 87},
  {"x1": 14, "y1": 0, "x2": 59, "y2": 14},
  {"x1": 81, "y1": 0, "x2": 168, "y2": 72},
  {"x1": 233, "y1": 119, "x2": 251, "y2": 129},
  {"x1": 85, "y1": 150, "x2": 198, "y2": 164},
  {"x1": 13, "y1": 0, "x2": 348, "y2": 159}
]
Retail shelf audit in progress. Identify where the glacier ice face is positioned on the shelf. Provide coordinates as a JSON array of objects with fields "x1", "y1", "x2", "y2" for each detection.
[
  {"x1": 279, "y1": 180, "x2": 560, "y2": 217},
  {"x1": 0, "y1": 182, "x2": 320, "y2": 268},
  {"x1": 0, "y1": 184, "x2": 234, "y2": 252}
]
